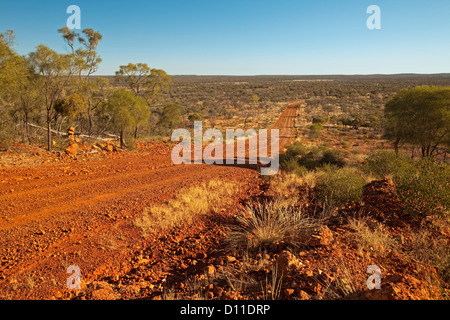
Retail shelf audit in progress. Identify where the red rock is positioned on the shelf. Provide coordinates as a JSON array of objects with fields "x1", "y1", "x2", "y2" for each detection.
[
  {"x1": 298, "y1": 290, "x2": 311, "y2": 300},
  {"x1": 91, "y1": 283, "x2": 121, "y2": 300},
  {"x1": 284, "y1": 288, "x2": 295, "y2": 297},
  {"x1": 275, "y1": 250, "x2": 295, "y2": 277},
  {"x1": 65, "y1": 142, "x2": 79, "y2": 156},
  {"x1": 319, "y1": 226, "x2": 333, "y2": 246},
  {"x1": 226, "y1": 255, "x2": 236, "y2": 263},
  {"x1": 205, "y1": 265, "x2": 216, "y2": 276}
]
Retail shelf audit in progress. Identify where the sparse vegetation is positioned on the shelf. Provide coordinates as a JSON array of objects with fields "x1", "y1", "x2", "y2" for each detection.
[
  {"x1": 2, "y1": 1, "x2": 450, "y2": 303},
  {"x1": 270, "y1": 173, "x2": 306, "y2": 199},
  {"x1": 364, "y1": 150, "x2": 449, "y2": 218},
  {"x1": 347, "y1": 217, "x2": 397, "y2": 258},
  {"x1": 406, "y1": 228, "x2": 450, "y2": 282}
]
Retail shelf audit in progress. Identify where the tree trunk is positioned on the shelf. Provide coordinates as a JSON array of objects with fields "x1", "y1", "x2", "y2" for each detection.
[
  {"x1": 88, "y1": 102, "x2": 94, "y2": 138},
  {"x1": 120, "y1": 129, "x2": 124, "y2": 149},
  {"x1": 57, "y1": 116, "x2": 66, "y2": 136},
  {"x1": 47, "y1": 118, "x2": 52, "y2": 151},
  {"x1": 24, "y1": 112, "x2": 31, "y2": 143},
  {"x1": 394, "y1": 137, "x2": 400, "y2": 155}
]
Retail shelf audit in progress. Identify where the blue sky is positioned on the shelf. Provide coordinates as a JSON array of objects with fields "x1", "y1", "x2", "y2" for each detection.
[{"x1": 1, "y1": 0, "x2": 450, "y2": 75}]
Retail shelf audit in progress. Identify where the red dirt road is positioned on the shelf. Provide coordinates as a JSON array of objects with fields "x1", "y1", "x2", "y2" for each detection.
[
  {"x1": 193, "y1": 101, "x2": 303, "y2": 166},
  {"x1": 0, "y1": 146, "x2": 263, "y2": 299},
  {"x1": 270, "y1": 101, "x2": 304, "y2": 150},
  {"x1": 0, "y1": 103, "x2": 301, "y2": 300}
]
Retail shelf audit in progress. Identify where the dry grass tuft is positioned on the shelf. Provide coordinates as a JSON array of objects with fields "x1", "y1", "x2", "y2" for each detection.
[
  {"x1": 135, "y1": 179, "x2": 242, "y2": 236},
  {"x1": 227, "y1": 200, "x2": 323, "y2": 250},
  {"x1": 321, "y1": 258, "x2": 365, "y2": 300},
  {"x1": 270, "y1": 173, "x2": 304, "y2": 198},
  {"x1": 271, "y1": 172, "x2": 318, "y2": 193},
  {"x1": 347, "y1": 217, "x2": 397, "y2": 258},
  {"x1": 406, "y1": 228, "x2": 450, "y2": 282}
]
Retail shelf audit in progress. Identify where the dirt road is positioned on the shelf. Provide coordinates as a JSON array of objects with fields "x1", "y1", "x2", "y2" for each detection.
[
  {"x1": 195, "y1": 101, "x2": 304, "y2": 167},
  {"x1": 0, "y1": 102, "x2": 301, "y2": 299},
  {"x1": 270, "y1": 101, "x2": 304, "y2": 150}
]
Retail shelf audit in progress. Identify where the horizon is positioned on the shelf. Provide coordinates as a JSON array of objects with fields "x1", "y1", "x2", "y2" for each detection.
[
  {"x1": 93, "y1": 72, "x2": 450, "y2": 77},
  {"x1": 2, "y1": 0, "x2": 450, "y2": 75}
]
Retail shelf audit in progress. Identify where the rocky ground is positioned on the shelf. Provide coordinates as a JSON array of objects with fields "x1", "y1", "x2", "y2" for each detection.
[{"x1": 75, "y1": 178, "x2": 448, "y2": 301}]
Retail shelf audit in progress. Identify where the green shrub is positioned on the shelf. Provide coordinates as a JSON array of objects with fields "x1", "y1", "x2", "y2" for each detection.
[
  {"x1": 365, "y1": 150, "x2": 409, "y2": 179},
  {"x1": 281, "y1": 142, "x2": 346, "y2": 173},
  {"x1": 393, "y1": 159, "x2": 449, "y2": 218},
  {"x1": 308, "y1": 123, "x2": 323, "y2": 139},
  {"x1": 188, "y1": 112, "x2": 204, "y2": 122},
  {"x1": 285, "y1": 141, "x2": 308, "y2": 158},
  {"x1": 365, "y1": 151, "x2": 449, "y2": 218},
  {"x1": 320, "y1": 149, "x2": 346, "y2": 167},
  {"x1": 280, "y1": 157, "x2": 308, "y2": 176},
  {"x1": 314, "y1": 166, "x2": 367, "y2": 208},
  {"x1": 312, "y1": 116, "x2": 327, "y2": 125}
]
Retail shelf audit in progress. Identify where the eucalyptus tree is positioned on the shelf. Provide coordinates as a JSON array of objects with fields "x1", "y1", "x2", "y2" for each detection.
[
  {"x1": 105, "y1": 89, "x2": 150, "y2": 148},
  {"x1": 58, "y1": 27, "x2": 103, "y2": 136},
  {"x1": 28, "y1": 45, "x2": 73, "y2": 150},
  {"x1": 384, "y1": 86, "x2": 450, "y2": 158}
]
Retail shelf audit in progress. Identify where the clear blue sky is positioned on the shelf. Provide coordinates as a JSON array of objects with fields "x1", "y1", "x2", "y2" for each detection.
[{"x1": 1, "y1": 0, "x2": 450, "y2": 75}]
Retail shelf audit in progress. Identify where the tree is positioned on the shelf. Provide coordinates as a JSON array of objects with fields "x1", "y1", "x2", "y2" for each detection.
[
  {"x1": 132, "y1": 96, "x2": 151, "y2": 139},
  {"x1": 54, "y1": 92, "x2": 86, "y2": 133},
  {"x1": 58, "y1": 27, "x2": 103, "y2": 136},
  {"x1": 115, "y1": 63, "x2": 171, "y2": 101},
  {"x1": 116, "y1": 63, "x2": 170, "y2": 136},
  {"x1": 0, "y1": 30, "x2": 32, "y2": 146},
  {"x1": 157, "y1": 103, "x2": 182, "y2": 129},
  {"x1": 351, "y1": 113, "x2": 363, "y2": 130},
  {"x1": 0, "y1": 30, "x2": 28, "y2": 101},
  {"x1": 105, "y1": 89, "x2": 149, "y2": 148},
  {"x1": 58, "y1": 27, "x2": 102, "y2": 79},
  {"x1": 28, "y1": 45, "x2": 72, "y2": 151},
  {"x1": 17, "y1": 74, "x2": 43, "y2": 142},
  {"x1": 384, "y1": 86, "x2": 450, "y2": 158},
  {"x1": 188, "y1": 112, "x2": 204, "y2": 122}
]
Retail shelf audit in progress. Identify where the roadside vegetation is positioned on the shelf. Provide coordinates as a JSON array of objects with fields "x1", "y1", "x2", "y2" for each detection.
[{"x1": 210, "y1": 85, "x2": 449, "y2": 300}]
